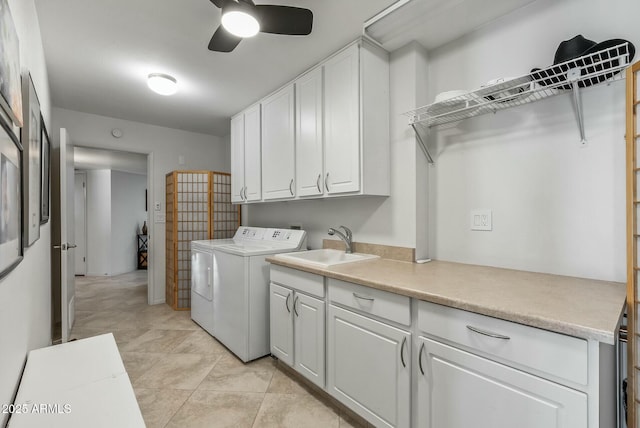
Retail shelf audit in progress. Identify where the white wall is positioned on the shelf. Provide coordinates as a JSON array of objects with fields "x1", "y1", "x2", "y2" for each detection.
[
  {"x1": 0, "y1": 1, "x2": 51, "y2": 425},
  {"x1": 85, "y1": 169, "x2": 111, "y2": 276},
  {"x1": 111, "y1": 170, "x2": 146, "y2": 275},
  {"x1": 52, "y1": 107, "x2": 229, "y2": 303},
  {"x1": 245, "y1": 43, "x2": 428, "y2": 251},
  {"x1": 426, "y1": 0, "x2": 635, "y2": 281}
]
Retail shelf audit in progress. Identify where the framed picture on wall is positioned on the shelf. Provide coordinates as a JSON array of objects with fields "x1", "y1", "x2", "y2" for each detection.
[
  {"x1": 0, "y1": 114, "x2": 23, "y2": 279},
  {"x1": 21, "y1": 73, "x2": 40, "y2": 246},
  {"x1": 0, "y1": 0, "x2": 22, "y2": 128},
  {"x1": 40, "y1": 115, "x2": 50, "y2": 224}
]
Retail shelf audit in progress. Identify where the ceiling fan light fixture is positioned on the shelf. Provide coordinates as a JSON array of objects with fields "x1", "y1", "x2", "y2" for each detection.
[
  {"x1": 147, "y1": 73, "x2": 178, "y2": 96},
  {"x1": 221, "y1": 3, "x2": 260, "y2": 38}
]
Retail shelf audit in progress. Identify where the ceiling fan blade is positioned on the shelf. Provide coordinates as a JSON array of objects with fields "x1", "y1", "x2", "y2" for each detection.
[
  {"x1": 255, "y1": 5, "x2": 313, "y2": 35},
  {"x1": 208, "y1": 25, "x2": 242, "y2": 52},
  {"x1": 209, "y1": 0, "x2": 224, "y2": 8}
]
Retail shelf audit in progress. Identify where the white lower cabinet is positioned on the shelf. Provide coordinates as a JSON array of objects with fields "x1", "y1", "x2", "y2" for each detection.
[
  {"x1": 269, "y1": 283, "x2": 294, "y2": 366},
  {"x1": 416, "y1": 336, "x2": 587, "y2": 428},
  {"x1": 327, "y1": 304, "x2": 411, "y2": 428},
  {"x1": 269, "y1": 267, "x2": 608, "y2": 428},
  {"x1": 269, "y1": 280, "x2": 325, "y2": 388}
]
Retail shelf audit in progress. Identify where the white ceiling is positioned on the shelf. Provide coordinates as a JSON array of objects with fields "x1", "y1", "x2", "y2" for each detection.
[{"x1": 34, "y1": 0, "x2": 397, "y2": 137}]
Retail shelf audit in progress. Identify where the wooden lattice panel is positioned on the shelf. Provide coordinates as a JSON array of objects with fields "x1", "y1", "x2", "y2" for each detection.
[
  {"x1": 166, "y1": 171, "x2": 213, "y2": 310},
  {"x1": 165, "y1": 172, "x2": 176, "y2": 308},
  {"x1": 211, "y1": 172, "x2": 240, "y2": 239},
  {"x1": 626, "y1": 61, "x2": 640, "y2": 428}
]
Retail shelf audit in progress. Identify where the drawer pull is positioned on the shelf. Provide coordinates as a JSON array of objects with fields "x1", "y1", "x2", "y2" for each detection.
[
  {"x1": 285, "y1": 293, "x2": 291, "y2": 313},
  {"x1": 418, "y1": 342, "x2": 425, "y2": 375},
  {"x1": 400, "y1": 337, "x2": 407, "y2": 368},
  {"x1": 466, "y1": 325, "x2": 510, "y2": 340},
  {"x1": 293, "y1": 295, "x2": 299, "y2": 317},
  {"x1": 353, "y1": 293, "x2": 374, "y2": 302}
]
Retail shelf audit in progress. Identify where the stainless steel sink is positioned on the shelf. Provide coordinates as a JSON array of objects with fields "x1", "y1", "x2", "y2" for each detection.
[{"x1": 275, "y1": 249, "x2": 379, "y2": 267}]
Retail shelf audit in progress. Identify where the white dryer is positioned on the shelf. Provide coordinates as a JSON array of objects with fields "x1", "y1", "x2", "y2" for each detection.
[{"x1": 191, "y1": 227, "x2": 307, "y2": 362}]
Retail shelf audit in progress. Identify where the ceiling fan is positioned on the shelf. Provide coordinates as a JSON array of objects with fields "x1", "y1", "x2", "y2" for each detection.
[{"x1": 208, "y1": 0, "x2": 313, "y2": 52}]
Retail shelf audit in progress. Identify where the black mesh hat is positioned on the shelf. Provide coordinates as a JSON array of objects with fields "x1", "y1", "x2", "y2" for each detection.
[{"x1": 531, "y1": 34, "x2": 635, "y2": 89}]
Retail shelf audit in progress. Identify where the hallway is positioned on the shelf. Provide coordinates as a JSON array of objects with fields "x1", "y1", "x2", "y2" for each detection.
[{"x1": 70, "y1": 271, "x2": 366, "y2": 428}]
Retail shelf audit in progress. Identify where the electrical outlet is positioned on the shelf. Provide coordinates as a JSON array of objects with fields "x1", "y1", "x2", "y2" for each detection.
[
  {"x1": 155, "y1": 213, "x2": 166, "y2": 223},
  {"x1": 154, "y1": 202, "x2": 161, "y2": 211},
  {"x1": 470, "y1": 209, "x2": 492, "y2": 231}
]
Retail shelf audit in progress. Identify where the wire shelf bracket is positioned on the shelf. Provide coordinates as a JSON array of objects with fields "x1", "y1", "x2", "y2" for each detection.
[{"x1": 406, "y1": 42, "x2": 633, "y2": 163}]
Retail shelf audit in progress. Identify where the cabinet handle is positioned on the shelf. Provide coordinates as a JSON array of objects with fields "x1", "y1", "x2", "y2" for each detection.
[
  {"x1": 285, "y1": 293, "x2": 291, "y2": 313},
  {"x1": 316, "y1": 174, "x2": 322, "y2": 193},
  {"x1": 293, "y1": 295, "x2": 299, "y2": 316},
  {"x1": 207, "y1": 267, "x2": 211, "y2": 287},
  {"x1": 289, "y1": 179, "x2": 294, "y2": 196},
  {"x1": 239, "y1": 188, "x2": 244, "y2": 200},
  {"x1": 400, "y1": 337, "x2": 407, "y2": 368},
  {"x1": 353, "y1": 292, "x2": 374, "y2": 302},
  {"x1": 243, "y1": 186, "x2": 248, "y2": 200},
  {"x1": 418, "y1": 342, "x2": 425, "y2": 375},
  {"x1": 466, "y1": 325, "x2": 511, "y2": 340},
  {"x1": 325, "y1": 172, "x2": 330, "y2": 192}
]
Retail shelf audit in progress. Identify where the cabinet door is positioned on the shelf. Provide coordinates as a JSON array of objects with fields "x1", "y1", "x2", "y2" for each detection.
[
  {"x1": 295, "y1": 68, "x2": 324, "y2": 197},
  {"x1": 243, "y1": 104, "x2": 262, "y2": 201},
  {"x1": 416, "y1": 337, "x2": 587, "y2": 428},
  {"x1": 261, "y1": 84, "x2": 296, "y2": 200},
  {"x1": 324, "y1": 44, "x2": 360, "y2": 195},
  {"x1": 327, "y1": 304, "x2": 410, "y2": 428},
  {"x1": 270, "y1": 283, "x2": 294, "y2": 366},
  {"x1": 294, "y1": 292, "x2": 325, "y2": 388},
  {"x1": 230, "y1": 114, "x2": 245, "y2": 203}
]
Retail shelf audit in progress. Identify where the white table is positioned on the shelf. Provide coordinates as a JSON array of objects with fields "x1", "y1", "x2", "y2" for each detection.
[{"x1": 8, "y1": 334, "x2": 144, "y2": 428}]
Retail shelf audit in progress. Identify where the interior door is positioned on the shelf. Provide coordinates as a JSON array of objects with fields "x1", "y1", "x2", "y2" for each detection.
[
  {"x1": 74, "y1": 171, "x2": 86, "y2": 275},
  {"x1": 58, "y1": 128, "x2": 76, "y2": 342}
]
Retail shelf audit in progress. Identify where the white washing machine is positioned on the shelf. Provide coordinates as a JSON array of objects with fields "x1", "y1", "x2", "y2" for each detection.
[
  {"x1": 190, "y1": 238, "x2": 234, "y2": 334},
  {"x1": 191, "y1": 227, "x2": 307, "y2": 362}
]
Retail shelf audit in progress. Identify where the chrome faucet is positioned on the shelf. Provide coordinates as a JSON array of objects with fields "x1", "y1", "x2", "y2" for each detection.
[{"x1": 328, "y1": 226, "x2": 353, "y2": 254}]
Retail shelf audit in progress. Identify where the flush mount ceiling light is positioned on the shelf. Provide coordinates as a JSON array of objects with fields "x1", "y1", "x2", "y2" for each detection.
[
  {"x1": 221, "y1": 1, "x2": 259, "y2": 38},
  {"x1": 147, "y1": 73, "x2": 178, "y2": 96}
]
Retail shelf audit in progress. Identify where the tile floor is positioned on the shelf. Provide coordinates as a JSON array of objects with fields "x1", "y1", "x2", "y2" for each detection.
[{"x1": 70, "y1": 271, "x2": 369, "y2": 428}]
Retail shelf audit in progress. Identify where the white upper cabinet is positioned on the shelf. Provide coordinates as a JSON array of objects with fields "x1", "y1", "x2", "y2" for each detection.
[
  {"x1": 323, "y1": 44, "x2": 361, "y2": 194},
  {"x1": 230, "y1": 114, "x2": 245, "y2": 203},
  {"x1": 295, "y1": 68, "x2": 324, "y2": 197},
  {"x1": 322, "y1": 40, "x2": 390, "y2": 197},
  {"x1": 262, "y1": 84, "x2": 295, "y2": 200},
  {"x1": 230, "y1": 105, "x2": 262, "y2": 203},
  {"x1": 243, "y1": 104, "x2": 262, "y2": 202},
  {"x1": 229, "y1": 37, "x2": 389, "y2": 204}
]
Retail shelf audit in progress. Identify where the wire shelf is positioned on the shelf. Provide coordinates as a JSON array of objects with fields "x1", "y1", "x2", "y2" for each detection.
[{"x1": 404, "y1": 42, "x2": 633, "y2": 128}]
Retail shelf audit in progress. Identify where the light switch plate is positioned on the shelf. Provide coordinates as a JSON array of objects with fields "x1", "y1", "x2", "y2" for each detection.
[
  {"x1": 471, "y1": 209, "x2": 492, "y2": 231},
  {"x1": 154, "y1": 202, "x2": 161, "y2": 212}
]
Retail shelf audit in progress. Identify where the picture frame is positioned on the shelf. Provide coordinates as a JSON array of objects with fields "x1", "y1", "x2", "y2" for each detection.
[
  {"x1": 0, "y1": 0, "x2": 23, "y2": 127},
  {"x1": 40, "y1": 115, "x2": 50, "y2": 224},
  {"x1": 21, "y1": 73, "x2": 40, "y2": 246},
  {"x1": 0, "y1": 113, "x2": 23, "y2": 279}
]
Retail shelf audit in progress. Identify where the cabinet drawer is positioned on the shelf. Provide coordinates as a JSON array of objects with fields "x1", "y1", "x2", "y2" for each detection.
[
  {"x1": 417, "y1": 300, "x2": 588, "y2": 385},
  {"x1": 270, "y1": 265, "x2": 324, "y2": 298},
  {"x1": 328, "y1": 278, "x2": 410, "y2": 326}
]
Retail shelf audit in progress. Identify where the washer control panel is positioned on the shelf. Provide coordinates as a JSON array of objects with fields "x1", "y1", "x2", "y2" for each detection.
[{"x1": 233, "y1": 227, "x2": 306, "y2": 248}]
